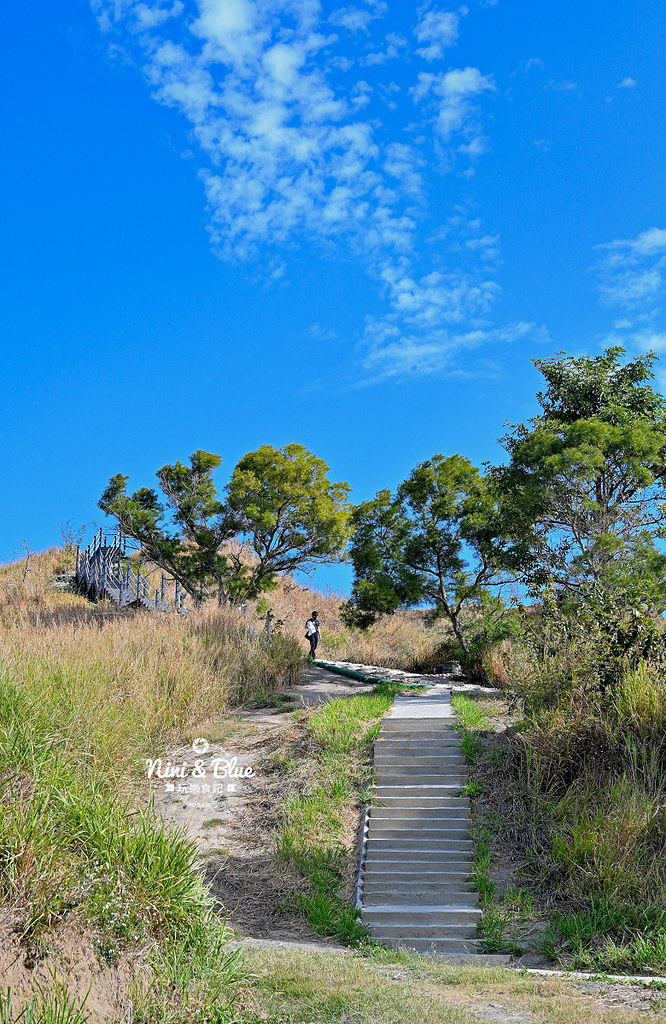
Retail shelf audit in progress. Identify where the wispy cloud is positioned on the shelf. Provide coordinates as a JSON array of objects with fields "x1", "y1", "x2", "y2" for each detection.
[
  {"x1": 545, "y1": 78, "x2": 578, "y2": 92},
  {"x1": 414, "y1": 6, "x2": 460, "y2": 61},
  {"x1": 592, "y1": 228, "x2": 666, "y2": 372},
  {"x1": 593, "y1": 228, "x2": 666, "y2": 308},
  {"x1": 617, "y1": 76, "x2": 637, "y2": 89},
  {"x1": 411, "y1": 67, "x2": 495, "y2": 143},
  {"x1": 91, "y1": 0, "x2": 531, "y2": 382},
  {"x1": 329, "y1": 3, "x2": 387, "y2": 34}
]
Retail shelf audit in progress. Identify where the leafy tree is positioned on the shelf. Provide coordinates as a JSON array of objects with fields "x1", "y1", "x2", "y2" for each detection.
[
  {"x1": 494, "y1": 347, "x2": 666, "y2": 612},
  {"x1": 225, "y1": 443, "x2": 351, "y2": 598},
  {"x1": 344, "y1": 454, "x2": 515, "y2": 661},
  {"x1": 99, "y1": 444, "x2": 350, "y2": 604}
]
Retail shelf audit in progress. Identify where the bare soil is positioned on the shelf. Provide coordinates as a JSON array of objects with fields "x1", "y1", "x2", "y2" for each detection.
[
  {"x1": 0, "y1": 910, "x2": 148, "y2": 1022},
  {"x1": 149, "y1": 662, "x2": 375, "y2": 943}
]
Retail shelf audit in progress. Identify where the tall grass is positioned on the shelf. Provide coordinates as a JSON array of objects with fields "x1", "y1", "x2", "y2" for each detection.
[
  {"x1": 474, "y1": 656, "x2": 666, "y2": 970},
  {"x1": 266, "y1": 579, "x2": 457, "y2": 671},
  {"x1": 0, "y1": 549, "x2": 301, "y2": 785},
  {"x1": 0, "y1": 546, "x2": 307, "y2": 1019}
]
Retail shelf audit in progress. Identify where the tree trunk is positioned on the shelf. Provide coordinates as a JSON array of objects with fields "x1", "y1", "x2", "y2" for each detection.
[{"x1": 447, "y1": 608, "x2": 471, "y2": 659}]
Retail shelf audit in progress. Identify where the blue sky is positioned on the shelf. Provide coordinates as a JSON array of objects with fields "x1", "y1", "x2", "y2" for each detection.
[{"x1": 2, "y1": 0, "x2": 666, "y2": 592}]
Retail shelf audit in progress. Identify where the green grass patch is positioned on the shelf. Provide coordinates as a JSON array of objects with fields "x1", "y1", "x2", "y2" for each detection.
[
  {"x1": 274, "y1": 684, "x2": 403, "y2": 945},
  {"x1": 0, "y1": 680, "x2": 247, "y2": 1020}
]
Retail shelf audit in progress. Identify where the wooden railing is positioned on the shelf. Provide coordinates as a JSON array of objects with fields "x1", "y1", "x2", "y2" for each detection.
[{"x1": 75, "y1": 529, "x2": 187, "y2": 614}]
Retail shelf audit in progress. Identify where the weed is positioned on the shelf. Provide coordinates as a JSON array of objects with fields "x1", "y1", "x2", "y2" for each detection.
[
  {"x1": 274, "y1": 686, "x2": 395, "y2": 943},
  {"x1": 0, "y1": 973, "x2": 90, "y2": 1024},
  {"x1": 478, "y1": 905, "x2": 524, "y2": 956},
  {"x1": 451, "y1": 694, "x2": 491, "y2": 731},
  {"x1": 461, "y1": 732, "x2": 481, "y2": 764}
]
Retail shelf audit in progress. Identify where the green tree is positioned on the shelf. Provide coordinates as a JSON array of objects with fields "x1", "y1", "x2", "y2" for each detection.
[
  {"x1": 344, "y1": 454, "x2": 515, "y2": 661},
  {"x1": 495, "y1": 347, "x2": 666, "y2": 609},
  {"x1": 225, "y1": 443, "x2": 351, "y2": 598},
  {"x1": 99, "y1": 444, "x2": 350, "y2": 604}
]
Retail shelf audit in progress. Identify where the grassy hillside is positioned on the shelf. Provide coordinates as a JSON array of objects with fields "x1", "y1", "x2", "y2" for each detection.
[
  {"x1": 0, "y1": 544, "x2": 305, "y2": 1022},
  {"x1": 0, "y1": 544, "x2": 437, "y2": 1021},
  {"x1": 453, "y1": 663, "x2": 666, "y2": 973},
  {"x1": 2, "y1": 542, "x2": 664, "y2": 1024}
]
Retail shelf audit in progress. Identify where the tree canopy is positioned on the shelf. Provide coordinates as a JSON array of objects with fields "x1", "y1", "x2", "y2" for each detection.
[
  {"x1": 99, "y1": 444, "x2": 350, "y2": 604},
  {"x1": 344, "y1": 454, "x2": 515, "y2": 657},
  {"x1": 494, "y1": 347, "x2": 666, "y2": 613}
]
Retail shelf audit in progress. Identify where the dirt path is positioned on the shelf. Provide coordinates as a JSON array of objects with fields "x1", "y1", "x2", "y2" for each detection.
[{"x1": 149, "y1": 662, "x2": 376, "y2": 943}]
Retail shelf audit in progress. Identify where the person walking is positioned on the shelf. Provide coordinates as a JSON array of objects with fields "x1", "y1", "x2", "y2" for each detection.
[{"x1": 305, "y1": 610, "x2": 321, "y2": 660}]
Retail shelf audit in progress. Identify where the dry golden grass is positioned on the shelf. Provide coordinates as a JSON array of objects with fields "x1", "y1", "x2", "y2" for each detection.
[
  {"x1": 0, "y1": 545, "x2": 302, "y2": 786},
  {"x1": 268, "y1": 575, "x2": 456, "y2": 671},
  {"x1": 243, "y1": 947, "x2": 660, "y2": 1024}
]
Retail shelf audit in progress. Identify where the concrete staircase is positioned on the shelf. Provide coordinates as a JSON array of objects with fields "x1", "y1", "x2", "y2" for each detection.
[{"x1": 360, "y1": 688, "x2": 480, "y2": 954}]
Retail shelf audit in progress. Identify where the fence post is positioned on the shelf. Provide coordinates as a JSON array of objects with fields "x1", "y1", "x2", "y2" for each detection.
[
  {"x1": 175, "y1": 580, "x2": 180, "y2": 611},
  {"x1": 265, "y1": 611, "x2": 273, "y2": 641},
  {"x1": 137, "y1": 569, "x2": 142, "y2": 602},
  {"x1": 161, "y1": 575, "x2": 166, "y2": 602},
  {"x1": 155, "y1": 588, "x2": 159, "y2": 606},
  {"x1": 102, "y1": 550, "x2": 108, "y2": 595}
]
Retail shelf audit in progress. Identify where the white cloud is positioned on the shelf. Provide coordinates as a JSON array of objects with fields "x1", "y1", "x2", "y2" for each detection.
[
  {"x1": 361, "y1": 32, "x2": 406, "y2": 65},
  {"x1": 411, "y1": 67, "x2": 495, "y2": 141},
  {"x1": 617, "y1": 77, "x2": 637, "y2": 89},
  {"x1": 593, "y1": 228, "x2": 666, "y2": 309},
  {"x1": 329, "y1": 4, "x2": 387, "y2": 34},
  {"x1": 361, "y1": 312, "x2": 537, "y2": 383},
  {"x1": 546, "y1": 79, "x2": 578, "y2": 92},
  {"x1": 414, "y1": 7, "x2": 460, "y2": 61},
  {"x1": 92, "y1": 0, "x2": 515, "y2": 382},
  {"x1": 593, "y1": 228, "x2": 666, "y2": 367}
]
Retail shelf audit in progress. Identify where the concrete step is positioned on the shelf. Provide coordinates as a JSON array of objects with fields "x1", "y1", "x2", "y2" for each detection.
[
  {"x1": 373, "y1": 786, "x2": 465, "y2": 798},
  {"x1": 380, "y1": 720, "x2": 458, "y2": 731},
  {"x1": 363, "y1": 904, "x2": 481, "y2": 922},
  {"x1": 375, "y1": 775, "x2": 467, "y2": 786},
  {"x1": 370, "y1": 800, "x2": 470, "y2": 813},
  {"x1": 373, "y1": 792, "x2": 468, "y2": 799},
  {"x1": 362, "y1": 867, "x2": 474, "y2": 883},
  {"x1": 374, "y1": 737, "x2": 462, "y2": 746},
  {"x1": 365, "y1": 853, "x2": 474, "y2": 868},
  {"x1": 364, "y1": 890, "x2": 477, "y2": 905},
  {"x1": 364, "y1": 815, "x2": 469, "y2": 823},
  {"x1": 369, "y1": 812, "x2": 470, "y2": 824},
  {"x1": 377, "y1": 937, "x2": 479, "y2": 954},
  {"x1": 367, "y1": 923, "x2": 480, "y2": 939},
  {"x1": 367, "y1": 827, "x2": 471, "y2": 841},
  {"x1": 375, "y1": 763, "x2": 466, "y2": 772},
  {"x1": 372, "y1": 741, "x2": 461, "y2": 749},
  {"x1": 374, "y1": 747, "x2": 463, "y2": 757},
  {"x1": 366, "y1": 841, "x2": 473, "y2": 855},
  {"x1": 370, "y1": 757, "x2": 465, "y2": 765}
]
